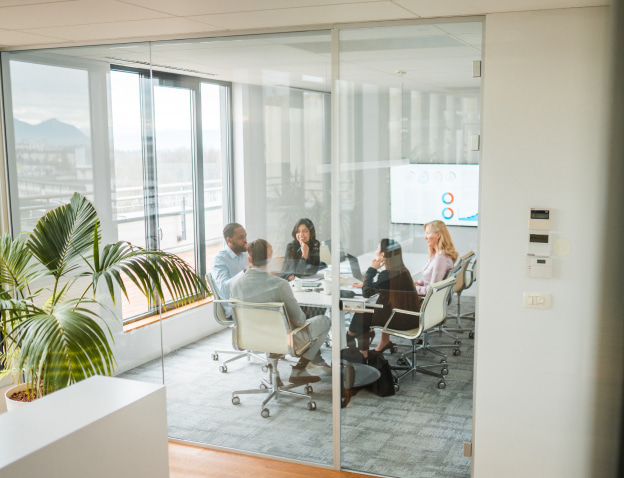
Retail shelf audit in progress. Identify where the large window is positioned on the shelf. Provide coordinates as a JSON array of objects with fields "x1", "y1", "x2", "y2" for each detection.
[
  {"x1": 109, "y1": 69, "x2": 230, "y2": 320},
  {"x1": 2, "y1": 54, "x2": 231, "y2": 321},
  {"x1": 2, "y1": 58, "x2": 94, "y2": 233}
]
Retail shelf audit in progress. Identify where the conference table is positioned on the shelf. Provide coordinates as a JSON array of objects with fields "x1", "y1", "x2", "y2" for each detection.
[{"x1": 290, "y1": 270, "x2": 383, "y2": 406}]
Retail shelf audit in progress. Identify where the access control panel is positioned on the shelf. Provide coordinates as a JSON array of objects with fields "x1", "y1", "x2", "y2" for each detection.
[{"x1": 525, "y1": 208, "x2": 553, "y2": 308}]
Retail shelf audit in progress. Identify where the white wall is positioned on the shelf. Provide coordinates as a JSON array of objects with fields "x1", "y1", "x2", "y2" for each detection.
[
  {"x1": 475, "y1": 7, "x2": 609, "y2": 478},
  {"x1": 0, "y1": 377, "x2": 169, "y2": 477},
  {"x1": 113, "y1": 302, "x2": 222, "y2": 375}
]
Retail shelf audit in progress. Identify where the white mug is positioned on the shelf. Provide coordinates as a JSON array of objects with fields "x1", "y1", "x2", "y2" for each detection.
[
  {"x1": 321, "y1": 280, "x2": 331, "y2": 295},
  {"x1": 292, "y1": 280, "x2": 302, "y2": 292}
]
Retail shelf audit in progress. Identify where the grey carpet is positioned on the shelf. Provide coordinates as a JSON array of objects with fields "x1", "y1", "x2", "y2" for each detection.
[{"x1": 120, "y1": 296, "x2": 475, "y2": 478}]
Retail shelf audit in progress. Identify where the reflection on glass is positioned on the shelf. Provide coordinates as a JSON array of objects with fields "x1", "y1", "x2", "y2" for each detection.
[{"x1": 338, "y1": 21, "x2": 481, "y2": 478}]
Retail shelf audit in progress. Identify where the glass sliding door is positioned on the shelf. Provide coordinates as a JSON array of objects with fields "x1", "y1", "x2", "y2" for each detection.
[
  {"x1": 150, "y1": 31, "x2": 333, "y2": 465},
  {"x1": 153, "y1": 81, "x2": 197, "y2": 303},
  {"x1": 201, "y1": 82, "x2": 227, "y2": 272},
  {"x1": 337, "y1": 21, "x2": 482, "y2": 478}
]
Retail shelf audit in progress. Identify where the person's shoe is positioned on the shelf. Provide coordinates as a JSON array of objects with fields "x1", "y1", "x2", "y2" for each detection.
[
  {"x1": 376, "y1": 341, "x2": 395, "y2": 353},
  {"x1": 289, "y1": 367, "x2": 321, "y2": 384},
  {"x1": 307, "y1": 361, "x2": 332, "y2": 376}
]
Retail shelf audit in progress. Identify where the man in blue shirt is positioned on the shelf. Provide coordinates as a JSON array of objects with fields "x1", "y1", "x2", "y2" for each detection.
[{"x1": 210, "y1": 223, "x2": 248, "y2": 317}]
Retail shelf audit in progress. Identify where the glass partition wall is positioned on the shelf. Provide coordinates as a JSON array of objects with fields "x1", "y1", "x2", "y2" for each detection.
[
  {"x1": 0, "y1": 19, "x2": 480, "y2": 477},
  {"x1": 337, "y1": 22, "x2": 481, "y2": 477}
]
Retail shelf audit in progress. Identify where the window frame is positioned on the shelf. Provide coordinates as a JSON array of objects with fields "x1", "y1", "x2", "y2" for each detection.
[{"x1": 110, "y1": 65, "x2": 234, "y2": 323}]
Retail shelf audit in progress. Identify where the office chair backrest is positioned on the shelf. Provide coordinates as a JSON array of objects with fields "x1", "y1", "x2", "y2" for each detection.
[
  {"x1": 319, "y1": 243, "x2": 331, "y2": 265},
  {"x1": 420, "y1": 277, "x2": 456, "y2": 330},
  {"x1": 206, "y1": 274, "x2": 231, "y2": 326},
  {"x1": 230, "y1": 300, "x2": 291, "y2": 356},
  {"x1": 465, "y1": 257, "x2": 477, "y2": 289},
  {"x1": 453, "y1": 251, "x2": 475, "y2": 293}
]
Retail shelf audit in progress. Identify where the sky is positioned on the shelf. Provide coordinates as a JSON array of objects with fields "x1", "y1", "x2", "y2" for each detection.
[{"x1": 8, "y1": 60, "x2": 223, "y2": 151}]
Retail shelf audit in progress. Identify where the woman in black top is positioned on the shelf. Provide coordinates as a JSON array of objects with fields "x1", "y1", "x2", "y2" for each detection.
[
  {"x1": 280, "y1": 218, "x2": 322, "y2": 280},
  {"x1": 347, "y1": 238, "x2": 419, "y2": 357}
]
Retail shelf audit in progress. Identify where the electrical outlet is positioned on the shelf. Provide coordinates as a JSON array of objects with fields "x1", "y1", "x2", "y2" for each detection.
[{"x1": 523, "y1": 292, "x2": 551, "y2": 309}]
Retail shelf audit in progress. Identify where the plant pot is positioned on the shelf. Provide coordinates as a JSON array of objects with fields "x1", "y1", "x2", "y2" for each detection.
[{"x1": 5, "y1": 383, "x2": 33, "y2": 411}]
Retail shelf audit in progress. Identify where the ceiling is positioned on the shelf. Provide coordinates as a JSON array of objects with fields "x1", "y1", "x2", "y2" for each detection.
[{"x1": 0, "y1": 0, "x2": 609, "y2": 50}]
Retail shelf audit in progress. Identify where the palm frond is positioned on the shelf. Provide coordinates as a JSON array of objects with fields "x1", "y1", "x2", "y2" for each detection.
[
  {"x1": 93, "y1": 241, "x2": 208, "y2": 307},
  {"x1": 0, "y1": 233, "x2": 40, "y2": 294},
  {"x1": 13, "y1": 299, "x2": 116, "y2": 396},
  {"x1": 26, "y1": 193, "x2": 99, "y2": 278}
]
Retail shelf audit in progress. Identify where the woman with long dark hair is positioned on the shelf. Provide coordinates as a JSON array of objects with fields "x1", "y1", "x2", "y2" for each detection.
[
  {"x1": 280, "y1": 218, "x2": 322, "y2": 280},
  {"x1": 347, "y1": 238, "x2": 419, "y2": 357}
]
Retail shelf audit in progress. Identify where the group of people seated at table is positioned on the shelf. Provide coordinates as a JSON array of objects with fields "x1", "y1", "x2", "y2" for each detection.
[
  {"x1": 210, "y1": 217, "x2": 459, "y2": 377},
  {"x1": 210, "y1": 220, "x2": 331, "y2": 384}
]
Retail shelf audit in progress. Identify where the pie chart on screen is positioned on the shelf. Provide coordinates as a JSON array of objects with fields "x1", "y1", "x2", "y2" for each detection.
[
  {"x1": 442, "y1": 208, "x2": 454, "y2": 220},
  {"x1": 442, "y1": 192, "x2": 454, "y2": 204}
]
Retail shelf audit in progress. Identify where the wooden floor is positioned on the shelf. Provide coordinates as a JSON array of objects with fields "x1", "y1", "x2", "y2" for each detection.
[{"x1": 169, "y1": 443, "x2": 369, "y2": 478}]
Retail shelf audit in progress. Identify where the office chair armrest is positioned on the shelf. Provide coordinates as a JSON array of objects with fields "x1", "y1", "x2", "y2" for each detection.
[
  {"x1": 287, "y1": 322, "x2": 313, "y2": 356},
  {"x1": 381, "y1": 308, "x2": 421, "y2": 330},
  {"x1": 290, "y1": 321, "x2": 312, "y2": 336}
]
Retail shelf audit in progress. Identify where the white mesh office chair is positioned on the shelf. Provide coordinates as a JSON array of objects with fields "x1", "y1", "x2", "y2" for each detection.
[
  {"x1": 229, "y1": 299, "x2": 317, "y2": 418},
  {"x1": 207, "y1": 274, "x2": 267, "y2": 373},
  {"x1": 461, "y1": 257, "x2": 477, "y2": 338},
  {"x1": 372, "y1": 277, "x2": 456, "y2": 390},
  {"x1": 443, "y1": 251, "x2": 476, "y2": 342}
]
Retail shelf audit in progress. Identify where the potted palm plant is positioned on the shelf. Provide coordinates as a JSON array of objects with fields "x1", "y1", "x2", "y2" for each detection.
[{"x1": 0, "y1": 193, "x2": 207, "y2": 408}]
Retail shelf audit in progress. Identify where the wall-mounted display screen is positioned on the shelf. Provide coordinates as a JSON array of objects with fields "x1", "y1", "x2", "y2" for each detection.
[{"x1": 390, "y1": 163, "x2": 479, "y2": 227}]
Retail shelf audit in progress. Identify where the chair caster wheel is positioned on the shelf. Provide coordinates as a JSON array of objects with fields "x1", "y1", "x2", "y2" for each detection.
[
  {"x1": 260, "y1": 383, "x2": 268, "y2": 390},
  {"x1": 305, "y1": 385, "x2": 313, "y2": 394},
  {"x1": 261, "y1": 408, "x2": 270, "y2": 418},
  {"x1": 219, "y1": 365, "x2": 228, "y2": 373},
  {"x1": 438, "y1": 380, "x2": 446, "y2": 389},
  {"x1": 397, "y1": 358, "x2": 407, "y2": 366},
  {"x1": 212, "y1": 353, "x2": 218, "y2": 361},
  {"x1": 441, "y1": 367, "x2": 449, "y2": 375},
  {"x1": 262, "y1": 365, "x2": 269, "y2": 373},
  {"x1": 440, "y1": 359, "x2": 447, "y2": 364},
  {"x1": 307, "y1": 401, "x2": 317, "y2": 410},
  {"x1": 454, "y1": 340, "x2": 461, "y2": 346},
  {"x1": 453, "y1": 349, "x2": 461, "y2": 356},
  {"x1": 469, "y1": 331, "x2": 475, "y2": 339},
  {"x1": 394, "y1": 383, "x2": 400, "y2": 392},
  {"x1": 232, "y1": 396, "x2": 240, "y2": 405}
]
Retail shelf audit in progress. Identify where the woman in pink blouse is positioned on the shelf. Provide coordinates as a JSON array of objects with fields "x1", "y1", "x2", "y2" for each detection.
[{"x1": 415, "y1": 220, "x2": 458, "y2": 295}]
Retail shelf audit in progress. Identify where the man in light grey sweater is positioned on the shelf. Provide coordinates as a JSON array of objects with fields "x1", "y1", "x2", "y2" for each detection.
[{"x1": 230, "y1": 238, "x2": 331, "y2": 384}]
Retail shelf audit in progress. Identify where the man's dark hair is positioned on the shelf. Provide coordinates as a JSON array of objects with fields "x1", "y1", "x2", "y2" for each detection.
[
  {"x1": 247, "y1": 239, "x2": 270, "y2": 267},
  {"x1": 223, "y1": 222, "x2": 243, "y2": 240}
]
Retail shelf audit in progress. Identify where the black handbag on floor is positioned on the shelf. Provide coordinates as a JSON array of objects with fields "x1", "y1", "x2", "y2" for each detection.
[{"x1": 365, "y1": 350, "x2": 395, "y2": 397}]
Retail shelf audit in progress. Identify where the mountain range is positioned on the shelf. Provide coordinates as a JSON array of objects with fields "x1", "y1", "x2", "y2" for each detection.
[{"x1": 13, "y1": 118, "x2": 89, "y2": 147}]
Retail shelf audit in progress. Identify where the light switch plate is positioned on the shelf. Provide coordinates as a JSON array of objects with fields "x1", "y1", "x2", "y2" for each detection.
[{"x1": 523, "y1": 292, "x2": 551, "y2": 309}]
